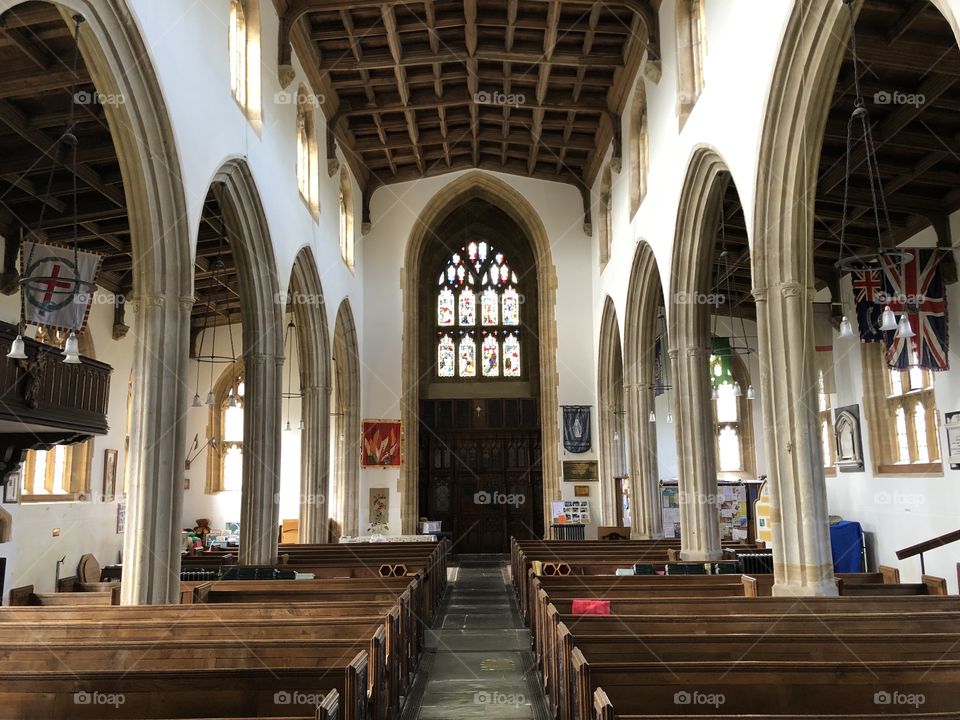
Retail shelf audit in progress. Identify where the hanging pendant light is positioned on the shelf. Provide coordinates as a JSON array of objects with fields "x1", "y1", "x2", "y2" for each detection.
[
  {"x1": 284, "y1": 420, "x2": 293, "y2": 432},
  {"x1": 7, "y1": 334, "x2": 27, "y2": 360},
  {"x1": 711, "y1": 385, "x2": 719, "y2": 401},
  {"x1": 666, "y1": 410, "x2": 674, "y2": 424},
  {"x1": 879, "y1": 305, "x2": 897, "y2": 332},
  {"x1": 298, "y1": 419, "x2": 305, "y2": 431},
  {"x1": 746, "y1": 385, "x2": 756, "y2": 401},
  {"x1": 62, "y1": 331, "x2": 80, "y2": 364},
  {"x1": 205, "y1": 390, "x2": 216, "y2": 406},
  {"x1": 839, "y1": 316, "x2": 855, "y2": 338},
  {"x1": 282, "y1": 317, "x2": 304, "y2": 433},
  {"x1": 227, "y1": 389, "x2": 238, "y2": 408},
  {"x1": 192, "y1": 392, "x2": 203, "y2": 408},
  {"x1": 896, "y1": 314, "x2": 915, "y2": 339},
  {"x1": 733, "y1": 382, "x2": 742, "y2": 398},
  {"x1": 648, "y1": 410, "x2": 656, "y2": 423}
]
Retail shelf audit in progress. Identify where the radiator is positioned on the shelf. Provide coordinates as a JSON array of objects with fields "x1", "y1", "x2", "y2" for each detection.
[
  {"x1": 550, "y1": 524, "x2": 585, "y2": 540},
  {"x1": 740, "y1": 553, "x2": 774, "y2": 574}
]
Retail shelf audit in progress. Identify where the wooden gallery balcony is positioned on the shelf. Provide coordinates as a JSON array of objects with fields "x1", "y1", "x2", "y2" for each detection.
[{"x1": 0, "y1": 321, "x2": 111, "y2": 476}]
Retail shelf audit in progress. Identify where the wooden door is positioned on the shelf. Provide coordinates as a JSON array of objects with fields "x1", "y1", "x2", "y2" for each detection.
[{"x1": 420, "y1": 399, "x2": 542, "y2": 554}]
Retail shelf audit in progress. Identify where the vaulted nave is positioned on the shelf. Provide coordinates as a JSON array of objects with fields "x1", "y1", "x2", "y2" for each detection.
[{"x1": 1, "y1": 0, "x2": 960, "y2": 718}]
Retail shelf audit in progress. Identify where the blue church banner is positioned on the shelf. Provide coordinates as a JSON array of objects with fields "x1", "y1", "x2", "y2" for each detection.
[{"x1": 562, "y1": 405, "x2": 591, "y2": 454}]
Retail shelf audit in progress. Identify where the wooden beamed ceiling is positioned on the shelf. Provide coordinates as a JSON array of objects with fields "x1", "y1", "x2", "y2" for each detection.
[
  {"x1": 717, "y1": 0, "x2": 960, "y2": 313},
  {"x1": 275, "y1": 0, "x2": 662, "y2": 222}
]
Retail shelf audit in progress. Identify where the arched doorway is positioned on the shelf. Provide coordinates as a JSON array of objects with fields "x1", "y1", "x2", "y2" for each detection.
[
  {"x1": 329, "y1": 299, "x2": 360, "y2": 540},
  {"x1": 401, "y1": 172, "x2": 560, "y2": 543}
]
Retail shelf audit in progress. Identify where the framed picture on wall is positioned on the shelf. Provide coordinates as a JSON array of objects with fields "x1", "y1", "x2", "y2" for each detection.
[
  {"x1": 361, "y1": 420, "x2": 402, "y2": 468},
  {"x1": 102, "y1": 449, "x2": 118, "y2": 501},
  {"x1": 574, "y1": 485, "x2": 590, "y2": 497}
]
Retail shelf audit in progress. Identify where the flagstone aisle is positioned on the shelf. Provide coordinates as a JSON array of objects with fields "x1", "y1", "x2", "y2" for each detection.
[{"x1": 402, "y1": 556, "x2": 549, "y2": 719}]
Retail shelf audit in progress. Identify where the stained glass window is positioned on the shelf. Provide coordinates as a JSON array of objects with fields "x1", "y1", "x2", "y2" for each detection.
[
  {"x1": 481, "y1": 288, "x2": 499, "y2": 326},
  {"x1": 459, "y1": 336, "x2": 476, "y2": 377},
  {"x1": 435, "y1": 240, "x2": 522, "y2": 379},
  {"x1": 503, "y1": 333, "x2": 520, "y2": 377},
  {"x1": 438, "y1": 335, "x2": 455, "y2": 377},
  {"x1": 502, "y1": 288, "x2": 520, "y2": 325},
  {"x1": 438, "y1": 287, "x2": 454, "y2": 326},
  {"x1": 481, "y1": 335, "x2": 499, "y2": 377},
  {"x1": 459, "y1": 288, "x2": 476, "y2": 326}
]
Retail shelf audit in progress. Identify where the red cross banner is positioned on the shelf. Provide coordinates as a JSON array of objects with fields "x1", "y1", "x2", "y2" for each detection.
[{"x1": 19, "y1": 241, "x2": 102, "y2": 333}]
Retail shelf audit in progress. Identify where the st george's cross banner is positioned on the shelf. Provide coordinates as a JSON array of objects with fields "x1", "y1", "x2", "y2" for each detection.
[
  {"x1": 879, "y1": 248, "x2": 949, "y2": 371},
  {"x1": 19, "y1": 241, "x2": 102, "y2": 333}
]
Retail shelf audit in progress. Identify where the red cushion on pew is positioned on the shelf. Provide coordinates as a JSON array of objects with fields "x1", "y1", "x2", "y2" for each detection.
[{"x1": 571, "y1": 599, "x2": 611, "y2": 615}]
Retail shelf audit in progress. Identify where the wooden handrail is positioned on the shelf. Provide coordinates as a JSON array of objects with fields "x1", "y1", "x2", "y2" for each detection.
[{"x1": 896, "y1": 529, "x2": 960, "y2": 560}]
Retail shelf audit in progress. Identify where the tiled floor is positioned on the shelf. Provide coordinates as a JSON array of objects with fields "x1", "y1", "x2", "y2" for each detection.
[{"x1": 402, "y1": 556, "x2": 549, "y2": 719}]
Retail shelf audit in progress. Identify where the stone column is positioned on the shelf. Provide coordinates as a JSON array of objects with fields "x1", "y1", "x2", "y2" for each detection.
[
  {"x1": 625, "y1": 382, "x2": 663, "y2": 538},
  {"x1": 121, "y1": 295, "x2": 192, "y2": 605},
  {"x1": 754, "y1": 284, "x2": 837, "y2": 596},
  {"x1": 670, "y1": 346, "x2": 722, "y2": 561},
  {"x1": 239, "y1": 351, "x2": 283, "y2": 565},
  {"x1": 298, "y1": 384, "x2": 330, "y2": 543}
]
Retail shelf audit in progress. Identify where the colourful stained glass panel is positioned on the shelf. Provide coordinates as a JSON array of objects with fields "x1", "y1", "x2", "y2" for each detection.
[
  {"x1": 481, "y1": 288, "x2": 499, "y2": 325},
  {"x1": 438, "y1": 335, "x2": 455, "y2": 377},
  {"x1": 438, "y1": 287, "x2": 454, "y2": 326},
  {"x1": 502, "y1": 287, "x2": 520, "y2": 325},
  {"x1": 459, "y1": 335, "x2": 476, "y2": 377},
  {"x1": 503, "y1": 334, "x2": 520, "y2": 377},
  {"x1": 482, "y1": 334, "x2": 499, "y2": 377},
  {"x1": 459, "y1": 288, "x2": 475, "y2": 326}
]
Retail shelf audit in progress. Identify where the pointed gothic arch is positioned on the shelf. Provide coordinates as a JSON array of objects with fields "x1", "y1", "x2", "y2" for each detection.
[
  {"x1": 597, "y1": 297, "x2": 626, "y2": 527},
  {"x1": 205, "y1": 159, "x2": 284, "y2": 565},
  {"x1": 623, "y1": 240, "x2": 667, "y2": 538},
  {"x1": 400, "y1": 171, "x2": 560, "y2": 535},
  {"x1": 1, "y1": 0, "x2": 195, "y2": 604},
  {"x1": 668, "y1": 146, "x2": 735, "y2": 562},
  {"x1": 287, "y1": 247, "x2": 331, "y2": 542},
  {"x1": 752, "y1": 0, "x2": 960, "y2": 596},
  {"x1": 330, "y1": 299, "x2": 360, "y2": 539}
]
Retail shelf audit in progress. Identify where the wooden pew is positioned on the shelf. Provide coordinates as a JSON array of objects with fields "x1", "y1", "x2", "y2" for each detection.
[{"x1": 0, "y1": 644, "x2": 365, "y2": 720}]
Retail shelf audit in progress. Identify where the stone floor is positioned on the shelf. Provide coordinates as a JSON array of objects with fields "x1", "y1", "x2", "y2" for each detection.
[{"x1": 401, "y1": 555, "x2": 549, "y2": 719}]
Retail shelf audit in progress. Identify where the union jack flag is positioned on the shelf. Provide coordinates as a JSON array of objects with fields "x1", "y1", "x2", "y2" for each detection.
[
  {"x1": 851, "y1": 268, "x2": 883, "y2": 342},
  {"x1": 879, "y1": 249, "x2": 949, "y2": 371}
]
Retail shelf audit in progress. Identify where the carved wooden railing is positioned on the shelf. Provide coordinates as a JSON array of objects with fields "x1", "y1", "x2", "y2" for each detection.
[{"x1": 0, "y1": 322, "x2": 111, "y2": 475}]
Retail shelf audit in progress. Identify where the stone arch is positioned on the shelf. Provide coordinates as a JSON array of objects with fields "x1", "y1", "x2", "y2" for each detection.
[
  {"x1": 668, "y1": 146, "x2": 734, "y2": 561},
  {"x1": 748, "y1": 0, "x2": 960, "y2": 595},
  {"x1": 207, "y1": 159, "x2": 285, "y2": 564},
  {"x1": 401, "y1": 170, "x2": 560, "y2": 535},
  {"x1": 2, "y1": 0, "x2": 195, "y2": 604},
  {"x1": 597, "y1": 296, "x2": 625, "y2": 527},
  {"x1": 331, "y1": 298, "x2": 360, "y2": 539},
  {"x1": 288, "y1": 247, "x2": 331, "y2": 542},
  {"x1": 623, "y1": 240, "x2": 666, "y2": 538}
]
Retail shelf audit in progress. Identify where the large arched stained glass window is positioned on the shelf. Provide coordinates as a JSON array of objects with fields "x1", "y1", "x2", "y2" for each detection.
[{"x1": 436, "y1": 240, "x2": 521, "y2": 379}]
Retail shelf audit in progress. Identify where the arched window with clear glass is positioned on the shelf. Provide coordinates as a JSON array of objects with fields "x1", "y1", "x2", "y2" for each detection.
[{"x1": 436, "y1": 240, "x2": 521, "y2": 380}]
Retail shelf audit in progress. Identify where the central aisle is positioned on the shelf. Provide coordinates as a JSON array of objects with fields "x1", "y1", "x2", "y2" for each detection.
[{"x1": 402, "y1": 556, "x2": 549, "y2": 719}]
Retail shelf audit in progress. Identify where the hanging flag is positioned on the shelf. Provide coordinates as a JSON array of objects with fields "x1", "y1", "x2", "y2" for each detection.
[
  {"x1": 562, "y1": 406, "x2": 591, "y2": 454},
  {"x1": 851, "y1": 268, "x2": 883, "y2": 342},
  {"x1": 879, "y1": 248, "x2": 949, "y2": 371},
  {"x1": 654, "y1": 337, "x2": 665, "y2": 396},
  {"x1": 19, "y1": 241, "x2": 102, "y2": 333},
  {"x1": 813, "y1": 303, "x2": 836, "y2": 393}
]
